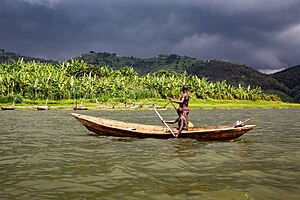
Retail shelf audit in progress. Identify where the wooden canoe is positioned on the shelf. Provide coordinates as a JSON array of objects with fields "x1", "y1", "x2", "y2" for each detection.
[
  {"x1": 1, "y1": 106, "x2": 15, "y2": 110},
  {"x1": 70, "y1": 113, "x2": 256, "y2": 140},
  {"x1": 36, "y1": 106, "x2": 49, "y2": 110},
  {"x1": 74, "y1": 105, "x2": 88, "y2": 110}
]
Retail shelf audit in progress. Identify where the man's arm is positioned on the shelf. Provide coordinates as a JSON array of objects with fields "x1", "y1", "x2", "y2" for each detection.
[
  {"x1": 169, "y1": 98, "x2": 183, "y2": 104},
  {"x1": 169, "y1": 93, "x2": 188, "y2": 104},
  {"x1": 164, "y1": 117, "x2": 179, "y2": 124}
]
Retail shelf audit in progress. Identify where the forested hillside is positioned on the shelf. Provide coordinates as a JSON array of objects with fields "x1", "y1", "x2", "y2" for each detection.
[
  {"x1": 1, "y1": 59, "x2": 278, "y2": 104},
  {"x1": 0, "y1": 49, "x2": 57, "y2": 64},
  {"x1": 189, "y1": 60, "x2": 292, "y2": 102},
  {"x1": 1, "y1": 50, "x2": 299, "y2": 102},
  {"x1": 74, "y1": 52, "x2": 206, "y2": 74},
  {"x1": 271, "y1": 65, "x2": 300, "y2": 102},
  {"x1": 75, "y1": 52, "x2": 298, "y2": 102}
]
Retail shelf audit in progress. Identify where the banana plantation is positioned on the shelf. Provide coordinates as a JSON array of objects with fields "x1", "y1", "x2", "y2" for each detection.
[{"x1": 0, "y1": 59, "x2": 279, "y2": 103}]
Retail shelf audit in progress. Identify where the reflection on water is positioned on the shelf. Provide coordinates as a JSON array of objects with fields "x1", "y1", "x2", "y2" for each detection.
[{"x1": 0, "y1": 109, "x2": 299, "y2": 199}]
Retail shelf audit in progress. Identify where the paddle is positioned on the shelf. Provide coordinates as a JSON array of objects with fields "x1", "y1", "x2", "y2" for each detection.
[{"x1": 153, "y1": 107, "x2": 177, "y2": 137}]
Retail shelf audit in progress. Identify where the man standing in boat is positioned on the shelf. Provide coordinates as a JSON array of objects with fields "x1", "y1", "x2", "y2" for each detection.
[
  {"x1": 164, "y1": 107, "x2": 188, "y2": 137},
  {"x1": 169, "y1": 85, "x2": 190, "y2": 122}
]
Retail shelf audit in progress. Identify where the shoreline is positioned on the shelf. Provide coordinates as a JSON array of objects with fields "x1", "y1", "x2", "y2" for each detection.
[{"x1": 1, "y1": 99, "x2": 299, "y2": 110}]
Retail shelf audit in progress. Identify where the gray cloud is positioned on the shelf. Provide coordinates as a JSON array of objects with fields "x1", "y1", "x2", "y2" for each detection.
[{"x1": 1, "y1": 0, "x2": 300, "y2": 69}]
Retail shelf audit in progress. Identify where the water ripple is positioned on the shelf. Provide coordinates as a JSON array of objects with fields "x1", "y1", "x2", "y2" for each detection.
[{"x1": 0, "y1": 109, "x2": 299, "y2": 199}]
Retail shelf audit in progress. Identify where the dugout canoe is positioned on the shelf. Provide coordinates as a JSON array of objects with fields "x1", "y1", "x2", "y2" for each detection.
[
  {"x1": 74, "y1": 105, "x2": 88, "y2": 110},
  {"x1": 1, "y1": 106, "x2": 15, "y2": 110},
  {"x1": 70, "y1": 113, "x2": 256, "y2": 140},
  {"x1": 36, "y1": 106, "x2": 49, "y2": 110}
]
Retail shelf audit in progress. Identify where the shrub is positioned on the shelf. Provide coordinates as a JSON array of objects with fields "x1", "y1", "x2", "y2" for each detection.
[{"x1": 0, "y1": 94, "x2": 23, "y2": 103}]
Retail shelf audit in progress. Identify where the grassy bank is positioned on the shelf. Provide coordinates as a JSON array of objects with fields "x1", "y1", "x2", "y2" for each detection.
[
  {"x1": 189, "y1": 99, "x2": 300, "y2": 109},
  {"x1": 1, "y1": 98, "x2": 299, "y2": 110}
]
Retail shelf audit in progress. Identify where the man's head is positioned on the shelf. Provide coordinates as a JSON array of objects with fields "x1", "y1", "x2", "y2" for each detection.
[
  {"x1": 177, "y1": 107, "x2": 183, "y2": 115},
  {"x1": 182, "y1": 85, "x2": 188, "y2": 92}
]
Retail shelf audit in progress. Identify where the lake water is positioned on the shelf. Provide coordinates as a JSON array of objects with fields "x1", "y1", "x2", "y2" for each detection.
[{"x1": 0, "y1": 109, "x2": 299, "y2": 200}]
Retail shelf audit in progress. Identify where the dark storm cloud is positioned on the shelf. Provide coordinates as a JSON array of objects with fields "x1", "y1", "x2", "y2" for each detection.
[{"x1": 1, "y1": 0, "x2": 300, "y2": 70}]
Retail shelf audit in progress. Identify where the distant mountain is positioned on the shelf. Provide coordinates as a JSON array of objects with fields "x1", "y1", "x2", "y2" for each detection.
[
  {"x1": 73, "y1": 51, "x2": 205, "y2": 75},
  {"x1": 1, "y1": 49, "x2": 299, "y2": 102},
  {"x1": 189, "y1": 60, "x2": 292, "y2": 101},
  {"x1": 271, "y1": 65, "x2": 300, "y2": 102},
  {"x1": 75, "y1": 52, "x2": 297, "y2": 102},
  {"x1": 0, "y1": 49, "x2": 58, "y2": 64}
]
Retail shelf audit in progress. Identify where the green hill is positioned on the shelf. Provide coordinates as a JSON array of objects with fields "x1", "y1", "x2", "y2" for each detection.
[
  {"x1": 73, "y1": 52, "x2": 206, "y2": 74},
  {"x1": 189, "y1": 60, "x2": 292, "y2": 102},
  {"x1": 1, "y1": 49, "x2": 299, "y2": 102},
  {"x1": 75, "y1": 52, "x2": 296, "y2": 102},
  {"x1": 271, "y1": 65, "x2": 300, "y2": 102},
  {"x1": 0, "y1": 49, "x2": 58, "y2": 64}
]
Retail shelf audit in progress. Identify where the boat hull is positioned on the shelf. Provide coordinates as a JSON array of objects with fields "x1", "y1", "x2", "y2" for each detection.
[
  {"x1": 37, "y1": 106, "x2": 49, "y2": 110},
  {"x1": 70, "y1": 113, "x2": 256, "y2": 140},
  {"x1": 73, "y1": 106, "x2": 88, "y2": 110},
  {"x1": 1, "y1": 106, "x2": 15, "y2": 110}
]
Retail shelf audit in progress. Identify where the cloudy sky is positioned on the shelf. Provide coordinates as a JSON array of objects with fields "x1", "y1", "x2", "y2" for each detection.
[{"x1": 1, "y1": 0, "x2": 300, "y2": 71}]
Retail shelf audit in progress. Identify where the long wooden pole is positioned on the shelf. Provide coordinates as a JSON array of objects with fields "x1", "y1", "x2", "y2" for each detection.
[
  {"x1": 169, "y1": 99, "x2": 177, "y2": 111},
  {"x1": 153, "y1": 107, "x2": 176, "y2": 137},
  {"x1": 163, "y1": 101, "x2": 171, "y2": 108},
  {"x1": 242, "y1": 118, "x2": 253, "y2": 124},
  {"x1": 233, "y1": 118, "x2": 254, "y2": 127}
]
